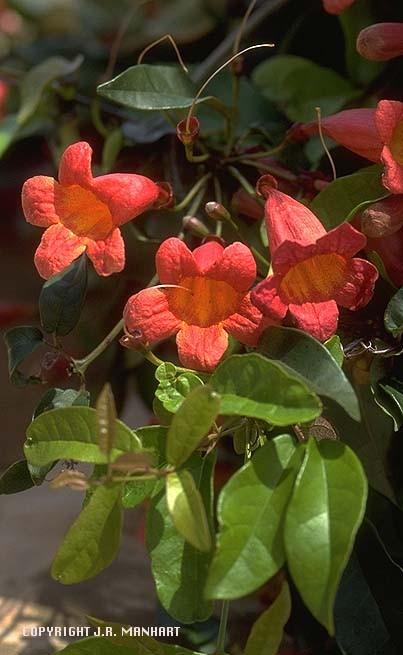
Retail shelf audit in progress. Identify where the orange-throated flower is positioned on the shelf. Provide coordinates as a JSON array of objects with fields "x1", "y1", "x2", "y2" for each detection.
[
  {"x1": 123, "y1": 237, "x2": 268, "y2": 372},
  {"x1": 251, "y1": 178, "x2": 378, "y2": 342},
  {"x1": 22, "y1": 141, "x2": 159, "y2": 279},
  {"x1": 322, "y1": 0, "x2": 355, "y2": 14},
  {"x1": 301, "y1": 100, "x2": 403, "y2": 194}
]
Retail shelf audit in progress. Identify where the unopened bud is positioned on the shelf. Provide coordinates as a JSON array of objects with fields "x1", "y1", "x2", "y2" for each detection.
[
  {"x1": 231, "y1": 188, "x2": 264, "y2": 221},
  {"x1": 256, "y1": 174, "x2": 278, "y2": 199},
  {"x1": 176, "y1": 116, "x2": 200, "y2": 146},
  {"x1": 205, "y1": 201, "x2": 231, "y2": 223},
  {"x1": 154, "y1": 181, "x2": 174, "y2": 209},
  {"x1": 357, "y1": 23, "x2": 403, "y2": 62},
  {"x1": 182, "y1": 215, "x2": 210, "y2": 237},
  {"x1": 360, "y1": 195, "x2": 403, "y2": 238}
]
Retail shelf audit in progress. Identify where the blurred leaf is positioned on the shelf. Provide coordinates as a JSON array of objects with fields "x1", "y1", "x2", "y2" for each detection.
[
  {"x1": 0, "y1": 115, "x2": 19, "y2": 157},
  {"x1": 324, "y1": 335, "x2": 344, "y2": 367},
  {"x1": 122, "y1": 426, "x2": 167, "y2": 509},
  {"x1": 260, "y1": 326, "x2": 360, "y2": 420},
  {"x1": 147, "y1": 453, "x2": 216, "y2": 624},
  {"x1": 244, "y1": 581, "x2": 292, "y2": 655},
  {"x1": 385, "y1": 287, "x2": 403, "y2": 337},
  {"x1": 34, "y1": 387, "x2": 90, "y2": 419},
  {"x1": 4, "y1": 325, "x2": 43, "y2": 387},
  {"x1": 339, "y1": 0, "x2": 384, "y2": 86},
  {"x1": 253, "y1": 55, "x2": 358, "y2": 123},
  {"x1": 284, "y1": 438, "x2": 367, "y2": 634},
  {"x1": 18, "y1": 55, "x2": 83, "y2": 125},
  {"x1": 102, "y1": 127, "x2": 123, "y2": 173},
  {"x1": 210, "y1": 353, "x2": 321, "y2": 425},
  {"x1": 98, "y1": 64, "x2": 209, "y2": 111},
  {"x1": 122, "y1": 114, "x2": 174, "y2": 145},
  {"x1": 96, "y1": 383, "x2": 117, "y2": 458},
  {"x1": 25, "y1": 407, "x2": 141, "y2": 466},
  {"x1": 51, "y1": 483, "x2": 122, "y2": 584},
  {"x1": 0, "y1": 460, "x2": 34, "y2": 495},
  {"x1": 311, "y1": 166, "x2": 386, "y2": 229},
  {"x1": 166, "y1": 470, "x2": 212, "y2": 552},
  {"x1": 166, "y1": 385, "x2": 220, "y2": 468},
  {"x1": 206, "y1": 435, "x2": 301, "y2": 599},
  {"x1": 39, "y1": 255, "x2": 87, "y2": 336}
]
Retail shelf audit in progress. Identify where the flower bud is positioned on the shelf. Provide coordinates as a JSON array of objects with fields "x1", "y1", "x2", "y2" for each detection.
[
  {"x1": 360, "y1": 195, "x2": 403, "y2": 238},
  {"x1": 357, "y1": 23, "x2": 403, "y2": 62},
  {"x1": 205, "y1": 201, "x2": 232, "y2": 223},
  {"x1": 231, "y1": 188, "x2": 264, "y2": 221},
  {"x1": 176, "y1": 116, "x2": 200, "y2": 146},
  {"x1": 182, "y1": 215, "x2": 210, "y2": 237}
]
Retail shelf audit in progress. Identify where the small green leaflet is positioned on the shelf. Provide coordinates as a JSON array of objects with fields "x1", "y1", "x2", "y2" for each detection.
[{"x1": 244, "y1": 581, "x2": 292, "y2": 655}]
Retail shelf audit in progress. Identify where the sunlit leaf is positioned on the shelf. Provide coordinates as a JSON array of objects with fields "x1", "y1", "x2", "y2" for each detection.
[
  {"x1": 166, "y1": 470, "x2": 212, "y2": 552},
  {"x1": 244, "y1": 581, "x2": 291, "y2": 655}
]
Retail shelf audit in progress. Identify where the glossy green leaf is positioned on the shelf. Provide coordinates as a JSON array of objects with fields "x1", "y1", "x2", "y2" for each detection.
[
  {"x1": 25, "y1": 407, "x2": 141, "y2": 466},
  {"x1": 166, "y1": 470, "x2": 211, "y2": 552},
  {"x1": 39, "y1": 254, "x2": 87, "y2": 336},
  {"x1": 54, "y1": 634, "x2": 204, "y2": 654},
  {"x1": 0, "y1": 459, "x2": 34, "y2": 495},
  {"x1": 147, "y1": 453, "x2": 215, "y2": 623},
  {"x1": 244, "y1": 581, "x2": 292, "y2": 655},
  {"x1": 210, "y1": 353, "x2": 321, "y2": 425},
  {"x1": 4, "y1": 325, "x2": 43, "y2": 387},
  {"x1": 253, "y1": 54, "x2": 358, "y2": 123},
  {"x1": 34, "y1": 387, "x2": 90, "y2": 419},
  {"x1": 98, "y1": 64, "x2": 208, "y2": 111},
  {"x1": 311, "y1": 166, "x2": 386, "y2": 230},
  {"x1": 260, "y1": 326, "x2": 360, "y2": 421},
  {"x1": 284, "y1": 438, "x2": 367, "y2": 634},
  {"x1": 122, "y1": 426, "x2": 167, "y2": 509},
  {"x1": 324, "y1": 335, "x2": 344, "y2": 368},
  {"x1": 51, "y1": 483, "x2": 122, "y2": 584},
  {"x1": 18, "y1": 55, "x2": 83, "y2": 125},
  {"x1": 384, "y1": 287, "x2": 403, "y2": 337},
  {"x1": 166, "y1": 385, "x2": 220, "y2": 467},
  {"x1": 206, "y1": 435, "x2": 301, "y2": 599}
]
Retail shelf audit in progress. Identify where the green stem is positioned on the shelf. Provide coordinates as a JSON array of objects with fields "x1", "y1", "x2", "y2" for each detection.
[
  {"x1": 172, "y1": 173, "x2": 212, "y2": 212},
  {"x1": 216, "y1": 600, "x2": 230, "y2": 654},
  {"x1": 227, "y1": 166, "x2": 256, "y2": 196},
  {"x1": 73, "y1": 319, "x2": 124, "y2": 376},
  {"x1": 227, "y1": 143, "x2": 286, "y2": 162}
]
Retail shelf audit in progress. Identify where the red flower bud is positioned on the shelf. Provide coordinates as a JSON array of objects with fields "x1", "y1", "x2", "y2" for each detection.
[
  {"x1": 176, "y1": 116, "x2": 200, "y2": 146},
  {"x1": 231, "y1": 189, "x2": 264, "y2": 221},
  {"x1": 360, "y1": 195, "x2": 403, "y2": 238},
  {"x1": 357, "y1": 23, "x2": 403, "y2": 62},
  {"x1": 182, "y1": 215, "x2": 210, "y2": 237},
  {"x1": 205, "y1": 202, "x2": 232, "y2": 223}
]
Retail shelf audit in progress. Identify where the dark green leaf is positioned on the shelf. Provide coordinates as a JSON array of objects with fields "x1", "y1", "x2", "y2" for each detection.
[
  {"x1": 166, "y1": 470, "x2": 212, "y2": 552},
  {"x1": 0, "y1": 459, "x2": 34, "y2": 495},
  {"x1": 166, "y1": 385, "x2": 220, "y2": 468},
  {"x1": 51, "y1": 483, "x2": 122, "y2": 584},
  {"x1": 147, "y1": 453, "x2": 216, "y2": 623},
  {"x1": 39, "y1": 255, "x2": 87, "y2": 336},
  {"x1": 371, "y1": 359, "x2": 403, "y2": 431},
  {"x1": 98, "y1": 64, "x2": 208, "y2": 111},
  {"x1": 210, "y1": 353, "x2": 322, "y2": 425},
  {"x1": 385, "y1": 287, "x2": 403, "y2": 337},
  {"x1": 260, "y1": 326, "x2": 360, "y2": 421},
  {"x1": 284, "y1": 438, "x2": 367, "y2": 634},
  {"x1": 311, "y1": 166, "x2": 386, "y2": 230},
  {"x1": 206, "y1": 435, "x2": 301, "y2": 599},
  {"x1": 244, "y1": 581, "x2": 292, "y2": 655},
  {"x1": 4, "y1": 325, "x2": 43, "y2": 386},
  {"x1": 25, "y1": 407, "x2": 141, "y2": 466},
  {"x1": 253, "y1": 54, "x2": 358, "y2": 123}
]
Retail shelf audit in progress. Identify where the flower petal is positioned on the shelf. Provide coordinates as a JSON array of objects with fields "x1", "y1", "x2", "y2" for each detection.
[
  {"x1": 224, "y1": 293, "x2": 270, "y2": 346},
  {"x1": 375, "y1": 99, "x2": 403, "y2": 144},
  {"x1": 192, "y1": 241, "x2": 224, "y2": 274},
  {"x1": 333, "y1": 257, "x2": 378, "y2": 310},
  {"x1": 21, "y1": 176, "x2": 60, "y2": 227},
  {"x1": 34, "y1": 223, "x2": 86, "y2": 279},
  {"x1": 250, "y1": 276, "x2": 288, "y2": 321},
  {"x1": 315, "y1": 221, "x2": 367, "y2": 258},
  {"x1": 206, "y1": 242, "x2": 256, "y2": 291},
  {"x1": 288, "y1": 300, "x2": 339, "y2": 341},
  {"x1": 322, "y1": 0, "x2": 355, "y2": 14},
  {"x1": 92, "y1": 173, "x2": 159, "y2": 226},
  {"x1": 366, "y1": 229, "x2": 403, "y2": 287},
  {"x1": 176, "y1": 324, "x2": 228, "y2": 372},
  {"x1": 156, "y1": 237, "x2": 198, "y2": 284},
  {"x1": 86, "y1": 228, "x2": 125, "y2": 276},
  {"x1": 124, "y1": 288, "x2": 181, "y2": 343},
  {"x1": 381, "y1": 147, "x2": 403, "y2": 194},
  {"x1": 58, "y1": 141, "x2": 93, "y2": 187}
]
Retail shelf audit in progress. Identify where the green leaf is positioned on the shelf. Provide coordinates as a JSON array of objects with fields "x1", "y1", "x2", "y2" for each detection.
[
  {"x1": 206, "y1": 435, "x2": 301, "y2": 599},
  {"x1": 147, "y1": 453, "x2": 216, "y2": 623},
  {"x1": 311, "y1": 166, "x2": 386, "y2": 230},
  {"x1": 34, "y1": 387, "x2": 90, "y2": 419},
  {"x1": 39, "y1": 254, "x2": 87, "y2": 336},
  {"x1": 284, "y1": 438, "x2": 367, "y2": 634},
  {"x1": 54, "y1": 635, "x2": 204, "y2": 654},
  {"x1": 210, "y1": 353, "x2": 321, "y2": 425},
  {"x1": 155, "y1": 367, "x2": 203, "y2": 414},
  {"x1": 253, "y1": 54, "x2": 358, "y2": 123},
  {"x1": 244, "y1": 581, "x2": 292, "y2": 655},
  {"x1": 102, "y1": 127, "x2": 123, "y2": 173},
  {"x1": 166, "y1": 470, "x2": 212, "y2": 552},
  {"x1": 4, "y1": 325, "x2": 43, "y2": 386},
  {"x1": 0, "y1": 459, "x2": 34, "y2": 494},
  {"x1": 339, "y1": 0, "x2": 384, "y2": 86},
  {"x1": 260, "y1": 326, "x2": 360, "y2": 421},
  {"x1": 51, "y1": 483, "x2": 122, "y2": 584},
  {"x1": 324, "y1": 335, "x2": 344, "y2": 368},
  {"x1": 98, "y1": 64, "x2": 208, "y2": 111},
  {"x1": 18, "y1": 55, "x2": 83, "y2": 125},
  {"x1": 25, "y1": 407, "x2": 141, "y2": 466},
  {"x1": 385, "y1": 287, "x2": 403, "y2": 337},
  {"x1": 166, "y1": 385, "x2": 220, "y2": 468},
  {"x1": 122, "y1": 426, "x2": 167, "y2": 509},
  {"x1": 0, "y1": 114, "x2": 19, "y2": 157}
]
